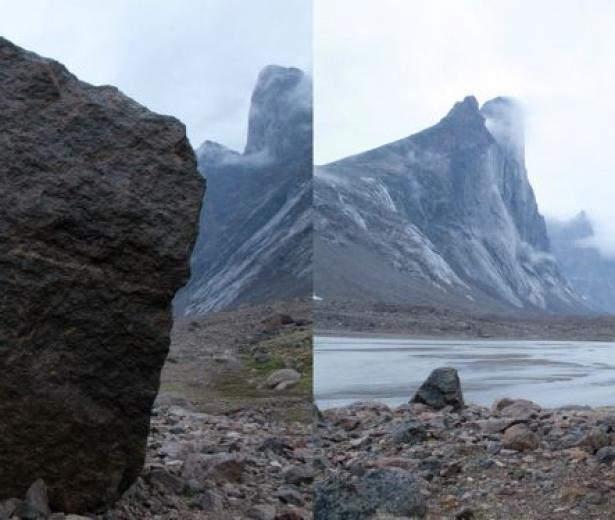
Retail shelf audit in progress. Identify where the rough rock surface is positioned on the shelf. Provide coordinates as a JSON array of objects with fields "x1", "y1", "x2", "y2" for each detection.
[
  {"x1": 314, "y1": 468, "x2": 427, "y2": 519},
  {"x1": 411, "y1": 367, "x2": 464, "y2": 411},
  {"x1": 266, "y1": 369, "x2": 302, "y2": 390},
  {"x1": 0, "y1": 38, "x2": 203, "y2": 512},
  {"x1": 502, "y1": 424, "x2": 540, "y2": 452},
  {"x1": 315, "y1": 399, "x2": 615, "y2": 519},
  {"x1": 110, "y1": 405, "x2": 313, "y2": 519}
]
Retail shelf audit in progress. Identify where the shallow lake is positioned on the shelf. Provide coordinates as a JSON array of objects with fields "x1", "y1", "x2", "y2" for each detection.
[{"x1": 314, "y1": 336, "x2": 615, "y2": 409}]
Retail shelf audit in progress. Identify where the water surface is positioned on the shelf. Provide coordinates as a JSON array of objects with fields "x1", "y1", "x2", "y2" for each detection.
[{"x1": 314, "y1": 336, "x2": 615, "y2": 409}]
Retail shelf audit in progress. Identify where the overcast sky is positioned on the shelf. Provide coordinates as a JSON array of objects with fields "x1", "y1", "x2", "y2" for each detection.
[
  {"x1": 315, "y1": 0, "x2": 615, "y2": 255},
  {"x1": 3, "y1": 0, "x2": 311, "y2": 152}
]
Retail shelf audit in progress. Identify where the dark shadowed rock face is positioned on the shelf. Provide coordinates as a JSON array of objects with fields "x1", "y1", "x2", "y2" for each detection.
[
  {"x1": 411, "y1": 367, "x2": 464, "y2": 410},
  {"x1": 0, "y1": 38, "x2": 203, "y2": 512}
]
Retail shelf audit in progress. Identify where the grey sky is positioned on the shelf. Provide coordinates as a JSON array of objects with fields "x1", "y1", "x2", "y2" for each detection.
[
  {"x1": 3, "y1": 0, "x2": 311, "y2": 152},
  {"x1": 315, "y1": 0, "x2": 615, "y2": 255}
]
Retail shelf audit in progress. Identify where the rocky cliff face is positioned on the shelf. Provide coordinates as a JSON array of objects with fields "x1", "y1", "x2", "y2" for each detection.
[
  {"x1": 0, "y1": 38, "x2": 203, "y2": 512},
  {"x1": 547, "y1": 212, "x2": 615, "y2": 314},
  {"x1": 315, "y1": 96, "x2": 582, "y2": 314},
  {"x1": 175, "y1": 65, "x2": 312, "y2": 315}
]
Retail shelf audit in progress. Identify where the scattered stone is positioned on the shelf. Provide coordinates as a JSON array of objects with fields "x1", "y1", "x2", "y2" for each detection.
[
  {"x1": 259, "y1": 436, "x2": 292, "y2": 455},
  {"x1": 492, "y1": 398, "x2": 517, "y2": 412},
  {"x1": 274, "y1": 506, "x2": 310, "y2": 520},
  {"x1": 248, "y1": 504, "x2": 277, "y2": 520},
  {"x1": 576, "y1": 427, "x2": 611, "y2": 453},
  {"x1": 24, "y1": 479, "x2": 51, "y2": 519},
  {"x1": 277, "y1": 487, "x2": 305, "y2": 506},
  {"x1": 455, "y1": 507, "x2": 478, "y2": 519},
  {"x1": 0, "y1": 498, "x2": 23, "y2": 519},
  {"x1": 182, "y1": 453, "x2": 245, "y2": 484},
  {"x1": 472, "y1": 417, "x2": 524, "y2": 434},
  {"x1": 145, "y1": 468, "x2": 186, "y2": 495},
  {"x1": 262, "y1": 313, "x2": 295, "y2": 330},
  {"x1": 106, "y1": 404, "x2": 312, "y2": 518},
  {"x1": 411, "y1": 367, "x2": 464, "y2": 410},
  {"x1": 496, "y1": 399, "x2": 541, "y2": 419},
  {"x1": 501, "y1": 424, "x2": 540, "y2": 452},
  {"x1": 596, "y1": 446, "x2": 615, "y2": 465},
  {"x1": 316, "y1": 390, "x2": 615, "y2": 517},
  {"x1": 314, "y1": 468, "x2": 427, "y2": 519},
  {"x1": 266, "y1": 369, "x2": 302, "y2": 390},
  {"x1": 281, "y1": 465, "x2": 315, "y2": 486},
  {"x1": 391, "y1": 420, "x2": 428, "y2": 444}
]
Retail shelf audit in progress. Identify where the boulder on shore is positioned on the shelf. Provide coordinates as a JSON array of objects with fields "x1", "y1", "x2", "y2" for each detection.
[
  {"x1": 411, "y1": 367, "x2": 464, "y2": 411},
  {"x1": 0, "y1": 37, "x2": 203, "y2": 512},
  {"x1": 266, "y1": 368, "x2": 302, "y2": 390},
  {"x1": 501, "y1": 424, "x2": 540, "y2": 452}
]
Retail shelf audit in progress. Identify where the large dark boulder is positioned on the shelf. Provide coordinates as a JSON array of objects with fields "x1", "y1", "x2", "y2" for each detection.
[
  {"x1": 0, "y1": 38, "x2": 203, "y2": 512},
  {"x1": 411, "y1": 367, "x2": 464, "y2": 410}
]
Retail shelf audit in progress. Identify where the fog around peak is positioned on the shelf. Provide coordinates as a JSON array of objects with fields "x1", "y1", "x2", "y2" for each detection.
[{"x1": 315, "y1": 0, "x2": 615, "y2": 256}]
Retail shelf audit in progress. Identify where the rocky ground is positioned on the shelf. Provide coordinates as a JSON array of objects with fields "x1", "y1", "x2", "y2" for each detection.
[
  {"x1": 314, "y1": 369, "x2": 615, "y2": 519},
  {"x1": 1, "y1": 301, "x2": 313, "y2": 519},
  {"x1": 112, "y1": 300, "x2": 314, "y2": 519},
  {"x1": 315, "y1": 300, "x2": 615, "y2": 341},
  {"x1": 111, "y1": 405, "x2": 314, "y2": 519},
  {"x1": 160, "y1": 300, "x2": 312, "y2": 421}
]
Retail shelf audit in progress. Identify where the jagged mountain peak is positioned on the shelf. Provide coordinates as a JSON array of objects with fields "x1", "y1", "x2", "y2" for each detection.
[
  {"x1": 442, "y1": 95, "x2": 482, "y2": 123},
  {"x1": 245, "y1": 64, "x2": 312, "y2": 159},
  {"x1": 175, "y1": 64, "x2": 312, "y2": 316},
  {"x1": 254, "y1": 64, "x2": 305, "y2": 90},
  {"x1": 315, "y1": 93, "x2": 584, "y2": 314},
  {"x1": 195, "y1": 140, "x2": 240, "y2": 167},
  {"x1": 412, "y1": 95, "x2": 492, "y2": 152}
]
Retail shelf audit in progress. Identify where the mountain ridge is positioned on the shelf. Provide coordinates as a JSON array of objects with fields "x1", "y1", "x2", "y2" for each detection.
[
  {"x1": 547, "y1": 211, "x2": 615, "y2": 314},
  {"x1": 314, "y1": 95, "x2": 584, "y2": 314},
  {"x1": 175, "y1": 65, "x2": 312, "y2": 316}
]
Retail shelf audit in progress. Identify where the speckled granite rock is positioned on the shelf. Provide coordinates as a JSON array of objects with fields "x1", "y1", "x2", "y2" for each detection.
[{"x1": 0, "y1": 37, "x2": 203, "y2": 512}]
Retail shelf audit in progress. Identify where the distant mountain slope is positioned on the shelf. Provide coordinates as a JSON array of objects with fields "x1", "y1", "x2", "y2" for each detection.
[
  {"x1": 547, "y1": 212, "x2": 615, "y2": 314},
  {"x1": 315, "y1": 96, "x2": 583, "y2": 314},
  {"x1": 175, "y1": 65, "x2": 312, "y2": 315}
]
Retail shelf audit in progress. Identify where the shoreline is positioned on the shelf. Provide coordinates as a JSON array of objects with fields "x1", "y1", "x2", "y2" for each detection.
[
  {"x1": 315, "y1": 397, "x2": 615, "y2": 414},
  {"x1": 314, "y1": 300, "x2": 615, "y2": 342},
  {"x1": 315, "y1": 328, "x2": 615, "y2": 342},
  {"x1": 315, "y1": 379, "x2": 615, "y2": 519}
]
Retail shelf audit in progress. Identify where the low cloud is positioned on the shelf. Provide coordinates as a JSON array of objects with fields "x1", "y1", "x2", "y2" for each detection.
[{"x1": 315, "y1": 0, "x2": 615, "y2": 256}]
